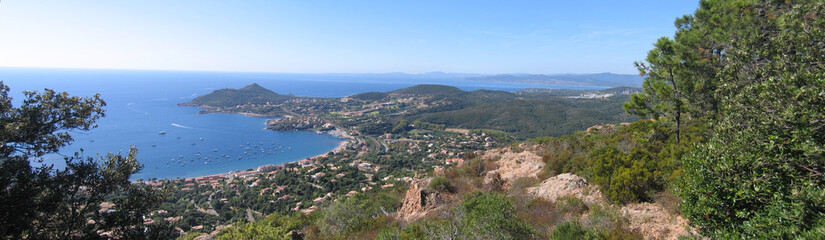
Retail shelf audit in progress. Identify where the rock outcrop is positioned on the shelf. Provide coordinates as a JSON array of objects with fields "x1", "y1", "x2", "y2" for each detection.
[
  {"x1": 621, "y1": 203, "x2": 691, "y2": 240},
  {"x1": 527, "y1": 173, "x2": 605, "y2": 206},
  {"x1": 396, "y1": 178, "x2": 449, "y2": 222},
  {"x1": 527, "y1": 173, "x2": 690, "y2": 239},
  {"x1": 482, "y1": 149, "x2": 544, "y2": 188}
]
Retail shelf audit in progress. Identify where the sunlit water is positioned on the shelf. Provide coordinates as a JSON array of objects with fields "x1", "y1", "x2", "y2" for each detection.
[{"x1": 1, "y1": 68, "x2": 601, "y2": 180}]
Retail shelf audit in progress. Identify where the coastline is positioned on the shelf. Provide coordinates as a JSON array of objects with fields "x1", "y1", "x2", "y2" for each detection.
[
  {"x1": 153, "y1": 102, "x2": 350, "y2": 183},
  {"x1": 309, "y1": 139, "x2": 349, "y2": 159},
  {"x1": 142, "y1": 138, "x2": 351, "y2": 184}
]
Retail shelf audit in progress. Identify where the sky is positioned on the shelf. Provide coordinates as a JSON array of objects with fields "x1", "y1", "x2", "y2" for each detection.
[{"x1": 0, "y1": 1, "x2": 699, "y2": 74}]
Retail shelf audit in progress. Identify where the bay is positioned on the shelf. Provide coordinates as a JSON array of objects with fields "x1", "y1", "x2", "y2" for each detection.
[{"x1": 0, "y1": 67, "x2": 601, "y2": 180}]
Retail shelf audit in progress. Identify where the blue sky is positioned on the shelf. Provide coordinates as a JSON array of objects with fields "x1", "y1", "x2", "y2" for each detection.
[{"x1": 0, "y1": 1, "x2": 698, "y2": 74}]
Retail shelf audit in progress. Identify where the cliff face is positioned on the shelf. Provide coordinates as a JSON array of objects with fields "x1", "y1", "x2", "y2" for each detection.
[{"x1": 396, "y1": 178, "x2": 449, "y2": 222}]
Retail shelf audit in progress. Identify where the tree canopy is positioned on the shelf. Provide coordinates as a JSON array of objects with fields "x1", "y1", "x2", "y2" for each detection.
[
  {"x1": 634, "y1": 0, "x2": 825, "y2": 238},
  {"x1": 0, "y1": 82, "x2": 171, "y2": 239}
]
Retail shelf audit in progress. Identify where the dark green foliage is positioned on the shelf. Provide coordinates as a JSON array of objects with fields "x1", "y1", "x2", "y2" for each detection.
[
  {"x1": 456, "y1": 192, "x2": 534, "y2": 239},
  {"x1": 216, "y1": 213, "x2": 311, "y2": 240},
  {"x1": 429, "y1": 176, "x2": 454, "y2": 193},
  {"x1": 359, "y1": 121, "x2": 394, "y2": 135},
  {"x1": 551, "y1": 221, "x2": 603, "y2": 240},
  {"x1": 146, "y1": 221, "x2": 180, "y2": 240},
  {"x1": 591, "y1": 147, "x2": 651, "y2": 204},
  {"x1": 317, "y1": 192, "x2": 400, "y2": 236},
  {"x1": 0, "y1": 83, "x2": 105, "y2": 158},
  {"x1": 414, "y1": 96, "x2": 637, "y2": 139},
  {"x1": 383, "y1": 192, "x2": 534, "y2": 240},
  {"x1": 349, "y1": 91, "x2": 389, "y2": 101},
  {"x1": 0, "y1": 82, "x2": 164, "y2": 239},
  {"x1": 534, "y1": 120, "x2": 696, "y2": 204},
  {"x1": 182, "y1": 83, "x2": 294, "y2": 107},
  {"x1": 389, "y1": 84, "x2": 463, "y2": 96},
  {"x1": 659, "y1": 0, "x2": 825, "y2": 238}
]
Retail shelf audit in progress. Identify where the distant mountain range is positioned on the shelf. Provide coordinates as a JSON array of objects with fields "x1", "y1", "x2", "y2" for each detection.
[
  {"x1": 466, "y1": 73, "x2": 643, "y2": 87},
  {"x1": 323, "y1": 72, "x2": 643, "y2": 87}
]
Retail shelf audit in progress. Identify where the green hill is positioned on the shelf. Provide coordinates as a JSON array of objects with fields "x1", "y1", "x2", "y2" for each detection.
[
  {"x1": 347, "y1": 91, "x2": 389, "y2": 101},
  {"x1": 409, "y1": 96, "x2": 636, "y2": 139},
  {"x1": 180, "y1": 83, "x2": 294, "y2": 107},
  {"x1": 389, "y1": 84, "x2": 463, "y2": 96}
]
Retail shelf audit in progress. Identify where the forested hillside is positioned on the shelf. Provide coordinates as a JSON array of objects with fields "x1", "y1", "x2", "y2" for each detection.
[
  {"x1": 410, "y1": 96, "x2": 636, "y2": 139},
  {"x1": 181, "y1": 83, "x2": 296, "y2": 108},
  {"x1": 188, "y1": 82, "x2": 638, "y2": 139}
]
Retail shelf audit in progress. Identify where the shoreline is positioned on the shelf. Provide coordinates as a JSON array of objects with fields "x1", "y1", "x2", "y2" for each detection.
[
  {"x1": 140, "y1": 139, "x2": 350, "y2": 184},
  {"x1": 139, "y1": 105, "x2": 351, "y2": 184}
]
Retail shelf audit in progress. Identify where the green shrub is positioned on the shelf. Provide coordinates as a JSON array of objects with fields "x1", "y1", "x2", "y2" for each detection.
[
  {"x1": 590, "y1": 146, "x2": 652, "y2": 204},
  {"x1": 429, "y1": 176, "x2": 455, "y2": 193},
  {"x1": 460, "y1": 192, "x2": 535, "y2": 239},
  {"x1": 551, "y1": 221, "x2": 603, "y2": 240},
  {"x1": 216, "y1": 213, "x2": 310, "y2": 240},
  {"x1": 316, "y1": 192, "x2": 399, "y2": 236}
]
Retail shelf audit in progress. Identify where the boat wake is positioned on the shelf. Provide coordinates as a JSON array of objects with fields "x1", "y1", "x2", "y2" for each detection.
[{"x1": 171, "y1": 123, "x2": 194, "y2": 129}]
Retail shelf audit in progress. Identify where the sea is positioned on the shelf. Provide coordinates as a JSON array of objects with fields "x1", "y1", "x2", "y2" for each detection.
[{"x1": 0, "y1": 67, "x2": 601, "y2": 180}]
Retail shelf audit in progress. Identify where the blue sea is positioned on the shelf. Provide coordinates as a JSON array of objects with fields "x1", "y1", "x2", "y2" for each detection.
[{"x1": 0, "y1": 68, "x2": 601, "y2": 180}]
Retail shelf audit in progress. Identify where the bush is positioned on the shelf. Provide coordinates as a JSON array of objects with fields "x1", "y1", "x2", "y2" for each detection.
[
  {"x1": 460, "y1": 192, "x2": 535, "y2": 239},
  {"x1": 556, "y1": 196, "x2": 588, "y2": 216},
  {"x1": 316, "y1": 192, "x2": 399, "y2": 236},
  {"x1": 407, "y1": 192, "x2": 534, "y2": 239},
  {"x1": 216, "y1": 213, "x2": 310, "y2": 240},
  {"x1": 551, "y1": 221, "x2": 603, "y2": 240},
  {"x1": 590, "y1": 146, "x2": 652, "y2": 204},
  {"x1": 429, "y1": 176, "x2": 455, "y2": 193},
  {"x1": 582, "y1": 204, "x2": 640, "y2": 239}
]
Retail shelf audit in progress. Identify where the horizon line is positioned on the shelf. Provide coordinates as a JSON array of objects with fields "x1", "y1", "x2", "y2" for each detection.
[{"x1": 0, "y1": 66, "x2": 639, "y2": 77}]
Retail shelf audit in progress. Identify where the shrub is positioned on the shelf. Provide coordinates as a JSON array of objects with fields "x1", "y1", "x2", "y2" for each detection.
[
  {"x1": 551, "y1": 221, "x2": 603, "y2": 240},
  {"x1": 460, "y1": 192, "x2": 535, "y2": 239},
  {"x1": 520, "y1": 198, "x2": 562, "y2": 237},
  {"x1": 429, "y1": 176, "x2": 455, "y2": 193},
  {"x1": 316, "y1": 192, "x2": 399, "y2": 236},
  {"x1": 216, "y1": 213, "x2": 310, "y2": 240},
  {"x1": 556, "y1": 196, "x2": 588, "y2": 216},
  {"x1": 582, "y1": 204, "x2": 641, "y2": 239},
  {"x1": 590, "y1": 146, "x2": 652, "y2": 204}
]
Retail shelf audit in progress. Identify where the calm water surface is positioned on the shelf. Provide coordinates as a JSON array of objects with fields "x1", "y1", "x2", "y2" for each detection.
[{"x1": 1, "y1": 68, "x2": 600, "y2": 180}]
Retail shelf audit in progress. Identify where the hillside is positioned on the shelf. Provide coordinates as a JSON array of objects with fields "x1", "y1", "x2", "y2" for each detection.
[
  {"x1": 467, "y1": 73, "x2": 643, "y2": 87},
  {"x1": 199, "y1": 120, "x2": 697, "y2": 239},
  {"x1": 180, "y1": 83, "x2": 295, "y2": 108},
  {"x1": 184, "y1": 83, "x2": 637, "y2": 139},
  {"x1": 410, "y1": 96, "x2": 637, "y2": 139},
  {"x1": 388, "y1": 84, "x2": 464, "y2": 96}
]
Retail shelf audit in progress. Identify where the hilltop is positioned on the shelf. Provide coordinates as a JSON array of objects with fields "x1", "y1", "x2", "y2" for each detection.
[
  {"x1": 180, "y1": 83, "x2": 296, "y2": 108},
  {"x1": 182, "y1": 83, "x2": 638, "y2": 139}
]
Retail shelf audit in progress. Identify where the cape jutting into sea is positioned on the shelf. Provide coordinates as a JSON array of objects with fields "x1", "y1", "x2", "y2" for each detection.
[{"x1": 0, "y1": 67, "x2": 600, "y2": 180}]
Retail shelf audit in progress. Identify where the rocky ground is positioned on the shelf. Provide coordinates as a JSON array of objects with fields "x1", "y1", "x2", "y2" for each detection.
[{"x1": 398, "y1": 146, "x2": 694, "y2": 240}]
